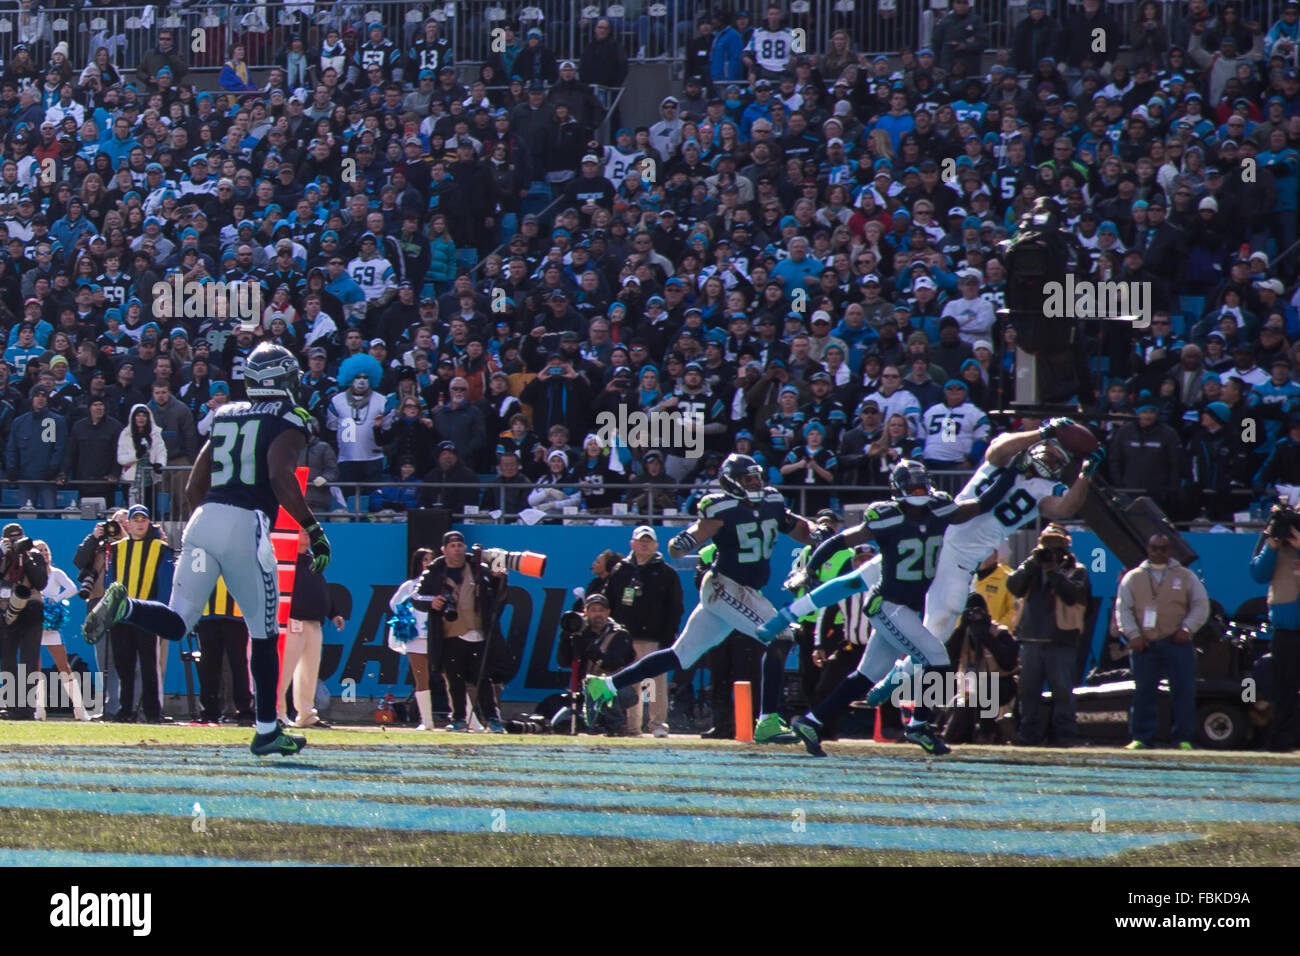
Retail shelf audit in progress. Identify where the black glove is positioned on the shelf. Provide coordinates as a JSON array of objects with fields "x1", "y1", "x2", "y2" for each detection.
[
  {"x1": 1081, "y1": 446, "x2": 1106, "y2": 479},
  {"x1": 152, "y1": 464, "x2": 163, "y2": 476},
  {"x1": 304, "y1": 520, "x2": 332, "y2": 572}
]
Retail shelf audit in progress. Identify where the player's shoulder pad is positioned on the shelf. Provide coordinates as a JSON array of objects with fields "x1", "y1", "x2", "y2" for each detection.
[
  {"x1": 699, "y1": 493, "x2": 738, "y2": 519},
  {"x1": 762, "y1": 488, "x2": 784, "y2": 504},
  {"x1": 212, "y1": 401, "x2": 247, "y2": 420},
  {"x1": 862, "y1": 500, "x2": 903, "y2": 525}
]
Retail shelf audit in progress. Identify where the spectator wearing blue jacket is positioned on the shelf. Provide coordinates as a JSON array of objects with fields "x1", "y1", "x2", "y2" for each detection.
[
  {"x1": 96, "y1": 115, "x2": 138, "y2": 172},
  {"x1": 5, "y1": 384, "x2": 67, "y2": 512},
  {"x1": 369, "y1": 457, "x2": 423, "y2": 512},
  {"x1": 771, "y1": 237, "x2": 824, "y2": 293},
  {"x1": 1249, "y1": 520, "x2": 1300, "y2": 751},
  {"x1": 708, "y1": 11, "x2": 750, "y2": 86},
  {"x1": 49, "y1": 199, "x2": 97, "y2": 251}
]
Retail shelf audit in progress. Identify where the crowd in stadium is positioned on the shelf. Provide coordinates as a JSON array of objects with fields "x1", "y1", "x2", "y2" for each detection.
[{"x1": 0, "y1": 0, "x2": 1288, "y2": 527}]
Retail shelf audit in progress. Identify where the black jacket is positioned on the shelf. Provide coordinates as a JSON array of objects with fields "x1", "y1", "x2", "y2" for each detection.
[
  {"x1": 1006, "y1": 553, "x2": 1090, "y2": 645},
  {"x1": 288, "y1": 554, "x2": 343, "y2": 623},
  {"x1": 603, "y1": 551, "x2": 684, "y2": 647},
  {"x1": 62, "y1": 413, "x2": 123, "y2": 481},
  {"x1": 556, "y1": 618, "x2": 635, "y2": 677},
  {"x1": 412, "y1": 552, "x2": 510, "y2": 677}
]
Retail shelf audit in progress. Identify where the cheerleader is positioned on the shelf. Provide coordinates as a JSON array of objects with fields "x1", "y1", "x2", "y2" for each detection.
[
  {"x1": 387, "y1": 548, "x2": 437, "y2": 730},
  {"x1": 33, "y1": 541, "x2": 89, "y2": 721}
]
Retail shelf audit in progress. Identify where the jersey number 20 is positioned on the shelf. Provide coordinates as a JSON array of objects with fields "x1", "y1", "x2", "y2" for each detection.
[
  {"x1": 736, "y1": 518, "x2": 778, "y2": 564},
  {"x1": 210, "y1": 420, "x2": 261, "y2": 487},
  {"x1": 896, "y1": 536, "x2": 941, "y2": 581}
]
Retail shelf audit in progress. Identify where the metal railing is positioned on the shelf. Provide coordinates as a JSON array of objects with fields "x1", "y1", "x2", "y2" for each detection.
[{"x1": 5, "y1": 0, "x2": 1292, "y2": 88}]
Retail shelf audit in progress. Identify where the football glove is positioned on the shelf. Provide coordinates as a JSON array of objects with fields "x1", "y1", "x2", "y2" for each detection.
[
  {"x1": 304, "y1": 521, "x2": 332, "y2": 572},
  {"x1": 1039, "y1": 416, "x2": 1075, "y2": 439},
  {"x1": 1081, "y1": 447, "x2": 1107, "y2": 479}
]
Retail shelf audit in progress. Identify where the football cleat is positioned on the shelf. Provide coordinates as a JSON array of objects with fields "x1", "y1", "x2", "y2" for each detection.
[
  {"x1": 445, "y1": 719, "x2": 469, "y2": 732},
  {"x1": 904, "y1": 722, "x2": 951, "y2": 756},
  {"x1": 1124, "y1": 740, "x2": 1150, "y2": 751},
  {"x1": 584, "y1": 675, "x2": 616, "y2": 708},
  {"x1": 866, "y1": 657, "x2": 913, "y2": 707},
  {"x1": 754, "y1": 713, "x2": 797, "y2": 744},
  {"x1": 250, "y1": 728, "x2": 307, "y2": 756},
  {"x1": 791, "y1": 715, "x2": 827, "y2": 757},
  {"x1": 82, "y1": 581, "x2": 128, "y2": 645}
]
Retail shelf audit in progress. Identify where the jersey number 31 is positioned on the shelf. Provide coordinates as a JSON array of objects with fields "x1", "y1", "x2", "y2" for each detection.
[{"x1": 210, "y1": 420, "x2": 261, "y2": 487}]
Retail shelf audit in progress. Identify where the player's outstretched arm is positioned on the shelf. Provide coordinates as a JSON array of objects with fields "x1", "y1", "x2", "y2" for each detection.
[
  {"x1": 186, "y1": 441, "x2": 213, "y2": 510},
  {"x1": 984, "y1": 418, "x2": 1072, "y2": 467},
  {"x1": 269, "y1": 430, "x2": 331, "y2": 571},
  {"x1": 1039, "y1": 455, "x2": 1100, "y2": 521},
  {"x1": 668, "y1": 518, "x2": 723, "y2": 559},
  {"x1": 805, "y1": 522, "x2": 873, "y2": 576}
]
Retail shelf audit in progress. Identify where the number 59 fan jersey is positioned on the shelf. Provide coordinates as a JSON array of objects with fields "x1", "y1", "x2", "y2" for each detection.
[
  {"x1": 943, "y1": 459, "x2": 1068, "y2": 569},
  {"x1": 203, "y1": 399, "x2": 313, "y2": 519}
]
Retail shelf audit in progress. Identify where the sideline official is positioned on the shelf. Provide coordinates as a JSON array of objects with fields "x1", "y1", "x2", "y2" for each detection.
[
  {"x1": 602, "y1": 525, "x2": 684, "y2": 737},
  {"x1": 106, "y1": 505, "x2": 174, "y2": 723},
  {"x1": 1117, "y1": 533, "x2": 1209, "y2": 750}
]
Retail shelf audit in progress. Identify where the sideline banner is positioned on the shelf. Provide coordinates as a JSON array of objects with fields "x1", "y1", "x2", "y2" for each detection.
[{"x1": 31, "y1": 521, "x2": 1269, "y2": 704}]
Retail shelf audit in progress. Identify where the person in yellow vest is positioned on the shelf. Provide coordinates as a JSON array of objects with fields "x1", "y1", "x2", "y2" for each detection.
[
  {"x1": 971, "y1": 550, "x2": 1016, "y2": 631},
  {"x1": 195, "y1": 576, "x2": 254, "y2": 725},
  {"x1": 106, "y1": 504, "x2": 174, "y2": 723},
  {"x1": 1116, "y1": 533, "x2": 1209, "y2": 750}
]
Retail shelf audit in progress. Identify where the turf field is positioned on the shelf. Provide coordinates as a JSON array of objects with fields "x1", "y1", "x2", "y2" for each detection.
[{"x1": 0, "y1": 723, "x2": 1297, "y2": 866}]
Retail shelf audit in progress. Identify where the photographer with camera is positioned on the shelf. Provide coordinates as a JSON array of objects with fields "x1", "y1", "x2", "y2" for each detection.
[
  {"x1": 0, "y1": 522, "x2": 48, "y2": 719},
  {"x1": 555, "y1": 592, "x2": 637, "y2": 735},
  {"x1": 411, "y1": 531, "x2": 511, "y2": 733},
  {"x1": 1005, "y1": 524, "x2": 1091, "y2": 747},
  {"x1": 940, "y1": 593, "x2": 1019, "y2": 745},
  {"x1": 104, "y1": 505, "x2": 174, "y2": 723},
  {"x1": 1118, "y1": 533, "x2": 1210, "y2": 750},
  {"x1": 72, "y1": 508, "x2": 127, "y2": 717},
  {"x1": 1248, "y1": 509, "x2": 1300, "y2": 751},
  {"x1": 601, "y1": 526, "x2": 684, "y2": 737}
]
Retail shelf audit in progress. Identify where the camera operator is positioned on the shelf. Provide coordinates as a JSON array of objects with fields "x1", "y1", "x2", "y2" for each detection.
[
  {"x1": 940, "y1": 593, "x2": 1020, "y2": 745},
  {"x1": 602, "y1": 526, "x2": 684, "y2": 738},
  {"x1": 0, "y1": 522, "x2": 47, "y2": 720},
  {"x1": 412, "y1": 531, "x2": 510, "y2": 734},
  {"x1": 72, "y1": 507, "x2": 127, "y2": 718},
  {"x1": 555, "y1": 592, "x2": 637, "y2": 735},
  {"x1": 1005, "y1": 523, "x2": 1091, "y2": 747},
  {"x1": 1248, "y1": 511, "x2": 1300, "y2": 752}
]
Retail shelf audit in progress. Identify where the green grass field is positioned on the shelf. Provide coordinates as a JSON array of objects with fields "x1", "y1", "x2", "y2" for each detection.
[{"x1": 0, "y1": 723, "x2": 1297, "y2": 866}]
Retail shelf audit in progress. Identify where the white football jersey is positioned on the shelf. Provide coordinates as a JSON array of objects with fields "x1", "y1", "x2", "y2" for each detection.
[
  {"x1": 943, "y1": 459, "x2": 1067, "y2": 563},
  {"x1": 920, "y1": 401, "x2": 991, "y2": 463}
]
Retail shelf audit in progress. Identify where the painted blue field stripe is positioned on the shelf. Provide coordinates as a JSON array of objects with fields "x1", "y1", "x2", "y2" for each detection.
[
  {"x1": 17, "y1": 749, "x2": 1298, "y2": 804},
  {"x1": 0, "y1": 848, "x2": 320, "y2": 867},
  {"x1": 0, "y1": 784, "x2": 1192, "y2": 857},
  {"x1": 9, "y1": 753, "x2": 1294, "y2": 803},
  {"x1": 5, "y1": 767, "x2": 1295, "y2": 826}
]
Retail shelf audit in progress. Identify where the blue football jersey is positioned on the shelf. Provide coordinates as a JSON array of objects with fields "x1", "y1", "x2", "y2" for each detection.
[
  {"x1": 862, "y1": 494, "x2": 960, "y2": 612},
  {"x1": 698, "y1": 489, "x2": 801, "y2": 590},
  {"x1": 203, "y1": 399, "x2": 313, "y2": 519}
]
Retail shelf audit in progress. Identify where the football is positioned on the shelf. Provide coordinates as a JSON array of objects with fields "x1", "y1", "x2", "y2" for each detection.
[{"x1": 1055, "y1": 422, "x2": 1100, "y2": 456}]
